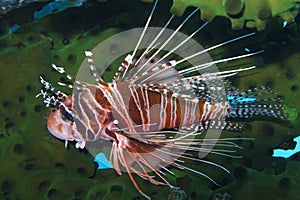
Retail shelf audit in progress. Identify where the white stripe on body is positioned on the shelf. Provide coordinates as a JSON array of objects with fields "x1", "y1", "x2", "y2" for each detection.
[
  {"x1": 140, "y1": 88, "x2": 151, "y2": 131},
  {"x1": 129, "y1": 86, "x2": 148, "y2": 132},
  {"x1": 107, "y1": 83, "x2": 137, "y2": 133}
]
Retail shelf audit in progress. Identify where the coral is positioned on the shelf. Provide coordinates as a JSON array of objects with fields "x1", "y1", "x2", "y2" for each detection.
[
  {"x1": 0, "y1": 0, "x2": 49, "y2": 15},
  {"x1": 171, "y1": 0, "x2": 299, "y2": 31},
  {"x1": 212, "y1": 193, "x2": 232, "y2": 200},
  {"x1": 168, "y1": 188, "x2": 189, "y2": 200},
  {"x1": 284, "y1": 106, "x2": 298, "y2": 124},
  {"x1": 212, "y1": 161, "x2": 300, "y2": 200}
]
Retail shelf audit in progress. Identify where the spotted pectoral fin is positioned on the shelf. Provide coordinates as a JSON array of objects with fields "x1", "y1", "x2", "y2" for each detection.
[{"x1": 110, "y1": 128, "x2": 243, "y2": 193}]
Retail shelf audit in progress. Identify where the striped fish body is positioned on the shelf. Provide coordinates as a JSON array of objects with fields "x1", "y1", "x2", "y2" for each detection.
[
  {"x1": 70, "y1": 80, "x2": 230, "y2": 142},
  {"x1": 46, "y1": 75, "x2": 287, "y2": 151}
]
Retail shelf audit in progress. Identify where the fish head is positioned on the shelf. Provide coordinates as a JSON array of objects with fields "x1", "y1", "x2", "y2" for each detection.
[{"x1": 47, "y1": 95, "x2": 76, "y2": 142}]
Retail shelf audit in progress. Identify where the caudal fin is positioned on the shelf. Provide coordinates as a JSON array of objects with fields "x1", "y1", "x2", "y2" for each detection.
[{"x1": 226, "y1": 87, "x2": 289, "y2": 121}]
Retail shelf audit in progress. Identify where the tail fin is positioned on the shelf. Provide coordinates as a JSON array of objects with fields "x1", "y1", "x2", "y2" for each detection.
[{"x1": 226, "y1": 87, "x2": 289, "y2": 121}]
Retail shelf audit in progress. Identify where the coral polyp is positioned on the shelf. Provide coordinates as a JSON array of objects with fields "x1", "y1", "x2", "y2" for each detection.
[{"x1": 171, "y1": 0, "x2": 299, "y2": 30}]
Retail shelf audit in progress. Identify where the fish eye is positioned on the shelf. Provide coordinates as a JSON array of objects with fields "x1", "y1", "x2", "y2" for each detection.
[
  {"x1": 59, "y1": 105, "x2": 74, "y2": 122},
  {"x1": 63, "y1": 111, "x2": 74, "y2": 122}
]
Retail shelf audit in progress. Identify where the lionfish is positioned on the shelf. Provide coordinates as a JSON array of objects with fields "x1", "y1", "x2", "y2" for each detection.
[{"x1": 36, "y1": 0, "x2": 288, "y2": 199}]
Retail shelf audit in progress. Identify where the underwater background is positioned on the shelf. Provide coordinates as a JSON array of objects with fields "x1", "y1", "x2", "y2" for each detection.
[{"x1": 0, "y1": 0, "x2": 300, "y2": 199}]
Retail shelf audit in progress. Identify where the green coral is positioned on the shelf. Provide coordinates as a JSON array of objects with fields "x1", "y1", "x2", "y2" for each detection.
[
  {"x1": 171, "y1": 0, "x2": 299, "y2": 30},
  {"x1": 284, "y1": 106, "x2": 298, "y2": 124}
]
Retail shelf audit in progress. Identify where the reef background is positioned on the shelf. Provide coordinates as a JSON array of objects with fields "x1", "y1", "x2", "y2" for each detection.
[{"x1": 0, "y1": 0, "x2": 300, "y2": 199}]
